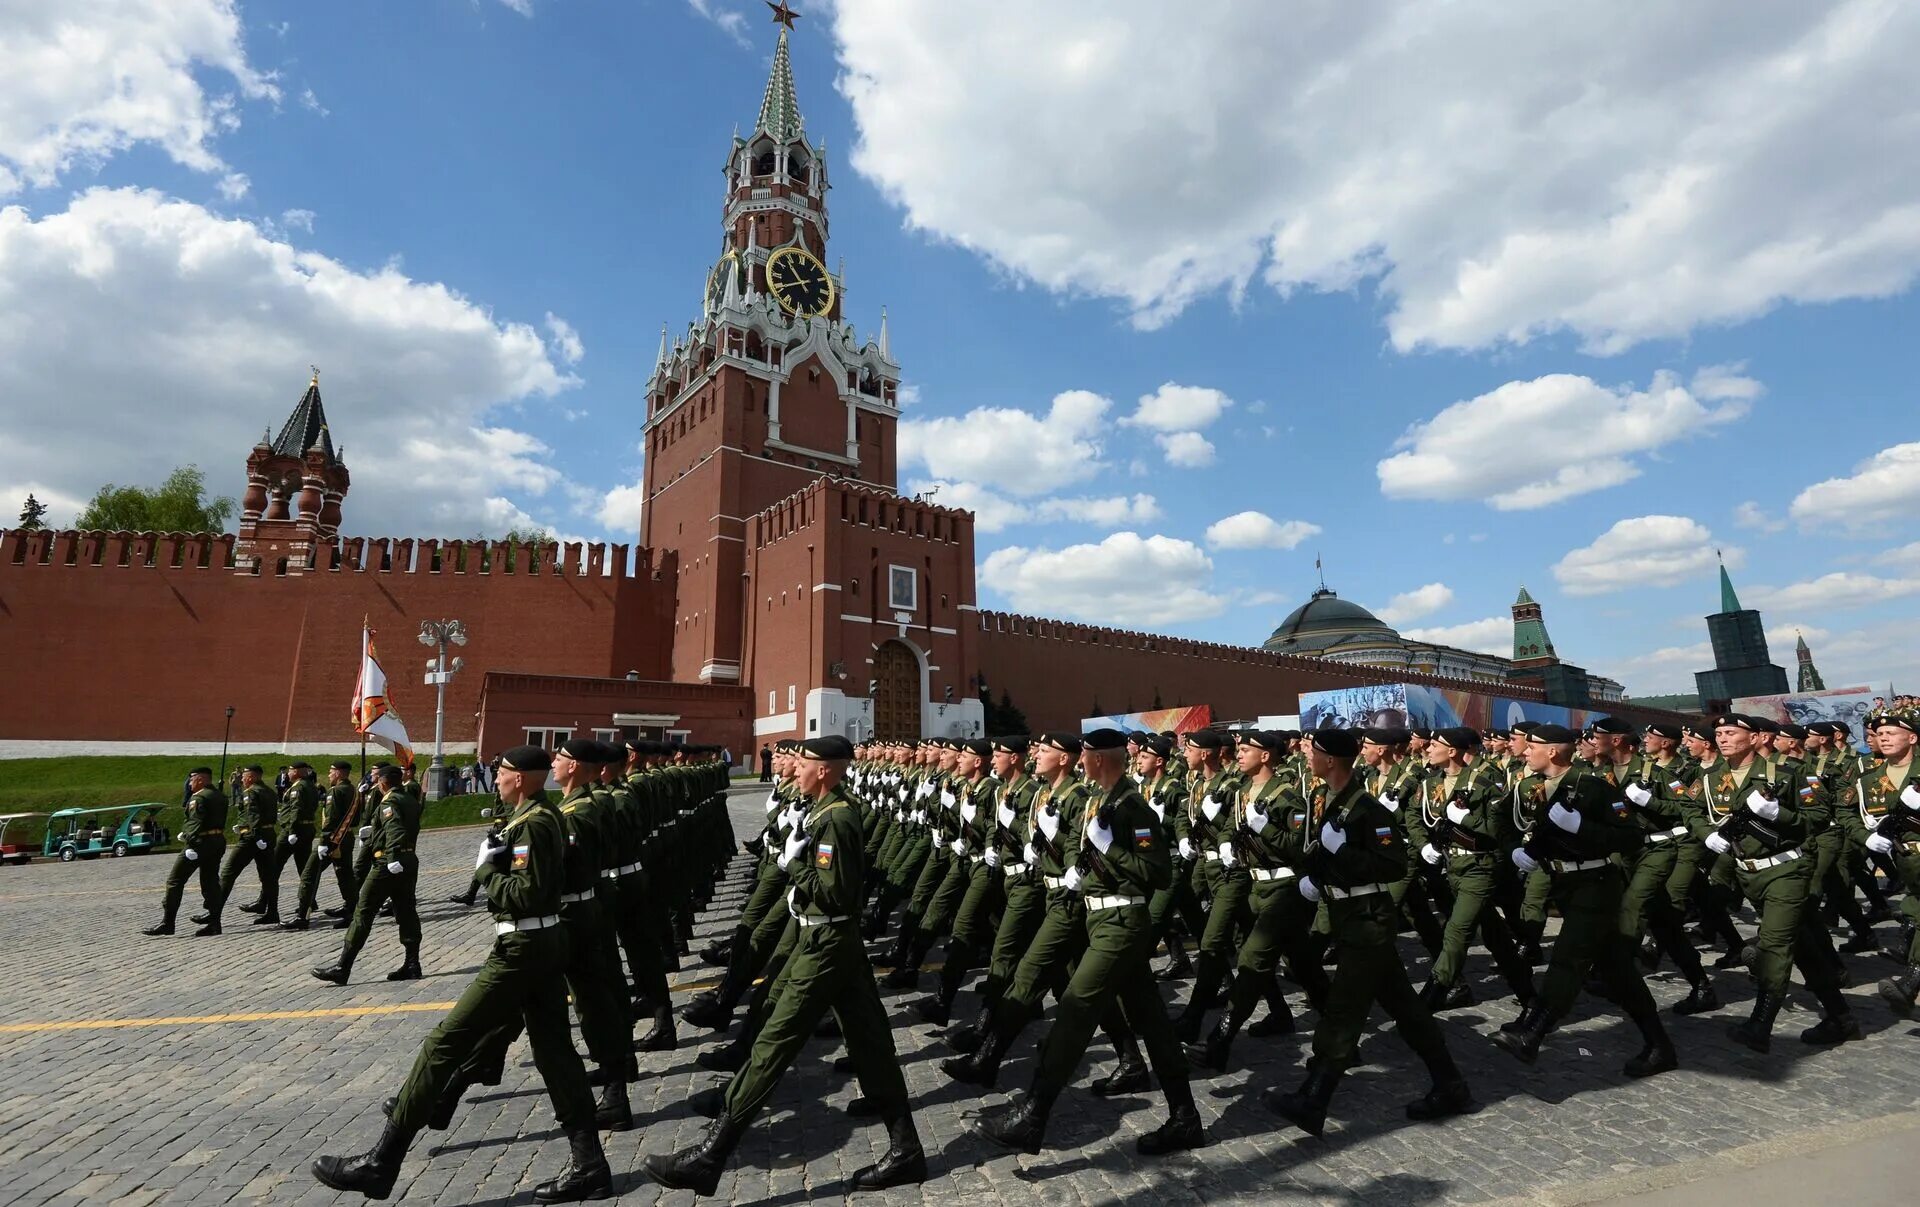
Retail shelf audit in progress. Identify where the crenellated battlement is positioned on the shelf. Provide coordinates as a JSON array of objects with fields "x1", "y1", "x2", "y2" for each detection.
[
  {"x1": 749, "y1": 476, "x2": 970, "y2": 550},
  {"x1": 0, "y1": 529, "x2": 659, "y2": 580}
]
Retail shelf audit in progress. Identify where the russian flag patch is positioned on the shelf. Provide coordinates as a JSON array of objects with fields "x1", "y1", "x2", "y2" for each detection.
[
  {"x1": 1374, "y1": 826, "x2": 1393, "y2": 845},
  {"x1": 815, "y1": 842, "x2": 835, "y2": 869}
]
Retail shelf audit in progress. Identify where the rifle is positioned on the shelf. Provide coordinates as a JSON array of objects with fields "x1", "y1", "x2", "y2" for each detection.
[
  {"x1": 1711, "y1": 778, "x2": 1794, "y2": 852},
  {"x1": 478, "y1": 800, "x2": 513, "y2": 872}
]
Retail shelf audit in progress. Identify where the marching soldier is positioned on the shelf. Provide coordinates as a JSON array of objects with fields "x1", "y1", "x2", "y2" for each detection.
[
  {"x1": 313, "y1": 763, "x2": 423, "y2": 985},
  {"x1": 1415, "y1": 727, "x2": 1534, "y2": 1011},
  {"x1": 1174, "y1": 729, "x2": 1247, "y2": 1041},
  {"x1": 1848, "y1": 713, "x2": 1920, "y2": 1015},
  {"x1": 143, "y1": 766, "x2": 226, "y2": 936},
  {"x1": 310, "y1": 745, "x2": 612, "y2": 1203},
  {"x1": 250, "y1": 761, "x2": 320, "y2": 926},
  {"x1": 286, "y1": 761, "x2": 360, "y2": 930},
  {"x1": 216, "y1": 764, "x2": 278, "y2": 925}
]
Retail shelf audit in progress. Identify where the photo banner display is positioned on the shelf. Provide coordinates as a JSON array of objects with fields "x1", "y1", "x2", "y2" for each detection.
[
  {"x1": 1297, "y1": 683, "x2": 1609, "y2": 733},
  {"x1": 1081, "y1": 704, "x2": 1213, "y2": 736}
]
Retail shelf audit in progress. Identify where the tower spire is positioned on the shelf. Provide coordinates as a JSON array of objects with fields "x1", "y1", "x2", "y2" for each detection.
[
  {"x1": 756, "y1": 11, "x2": 805, "y2": 140},
  {"x1": 1717, "y1": 551, "x2": 1743, "y2": 614}
]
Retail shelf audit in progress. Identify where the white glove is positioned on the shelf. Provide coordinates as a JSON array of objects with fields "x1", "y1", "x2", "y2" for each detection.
[
  {"x1": 387, "y1": 860, "x2": 404, "y2": 875},
  {"x1": 782, "y1": 829, "x2": 808, "y2": 867},
  {"x1": 317, "y1": 844, "x2": 329, "y2": 858},
  {"x1": 1298, "y1": 875, "x2": 1320, "y2": 903},
  {"x1": 1202, "y1": 795, "x2": 1223, "y2": 821},
  {"x1": 1445, "y1": 803, "x2": 1470, "y2": 825},
  {"x1": 1178, "y1": 836, "x2": 1193, "y2": 859},
  {"x1": 912, "y1": 809, "x2": 926, "y2": 825},
  {"x1": 1902, "y1": 784, "x2": 1920, "y2": 811},
  {"x1": 1218, "y1": 840, "x2": 1236, "y2": 867},
  {"x1": 984, "y1": 848, "x2": 1000, "y2": 868},
  {"x1": 960, "y1": 799, "x2": 977, "y2": 823},
  {"x1": 1866, "y1": 832, "x2": 1895, "y2": 855},
  {"x1": 1037, "y1": 809, "x2": 1060, "y2": 841},
  {"x1": 1320, "y1": 822, "x2": 1346, "y2": 854},
  {"x1": 997, "y1": 804, "x2": 1015, "y2": 827},
  {"x1": 1624, "y1": 783, "x2": 1654, "y2": 807},
  {"x1": 255, "y1": 838, "x2": 269, "y2": 850},
  {"x1": 1745, "y1": 789, "x2": 1780, "y2": 820},
  {"x1": 1548, "y1": 803, "x2": 1582, "y2": 833},
  {"x1": 183, "y1": 847, "x2": 199, "y2": 862},
  {"x1": 1705, "y1": 831, "x2": 1732, "y2": 855},
  {"x1": 1147, "y1": 798, "x2": 1165, "y2": 821},
  {"x1": 1089, "y1": 819, "x2": 1114, "y2": 853},
  {"x1": 1421, "y1": 843, "x2": 1443, "y2": 865},
  {"x1": 1023, "y1": 842, "x2": 1038, "y2": 865},
  {"x1": 940, "y1": 791, "x2": 956, "y2": 809},
  {"x1": 765, "y1": 796, "x2": 781, "y2": 814},
  {"x1": 1062, "y1": 865, "x2": 1083, "y2": 893},
  {"x1": 358, "y1": 825, "x2": 373, "y2": 840},
  {"x1": 949, "y1": 837, "x2": 965, "y2": 856},
  {"x1": 1380, "y1": 793, "x2": 1401, "y2": 813},
  {"x1": 476, "y1": 836, "x2": 502, "y2": 869},
  {"x1": 1247, "y1": 808, "x2": 1270, "y2": 834},
  {"x1": 1511, "y1": 848, "x2": 1538, "y2": 874}
]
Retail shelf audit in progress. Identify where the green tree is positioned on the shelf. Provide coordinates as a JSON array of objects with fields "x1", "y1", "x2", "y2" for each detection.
[
  {"x1": 980, "y1": 687, "x2": 1028, "y2": 736},
  {"x1": 490, "y1": 524, "x2": 556, "y2": 573},
  {"x1": 76, "y1": 466, "x2": 236, "y2": 532},
  {"x1": 16, "y1": 493, "x2": 49, "y2": 530}
]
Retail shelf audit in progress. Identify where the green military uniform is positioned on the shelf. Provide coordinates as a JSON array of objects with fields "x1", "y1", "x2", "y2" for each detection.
[
  {"x1": 328, "y1": 783, "x2": 423, "y2": 978},
  {"x1": 1179, "y1": 753, "x2": 1249, "y2": 1035},
  {"x1": 1600, "y1": 741, "x2": 1713, "y2": 1006},
  {"x1": 262, "y1": 772, "x2": 321, "y2": 917},
  {"x1": 1848, "y1": 718, "x2": 1920, "y2": 1012},
  {"x1": 553, "y1": 781, "x2": 637, "y2": 1081},
  {"x1": 150, "y1": 782, "x2": 227, "y2": 931},
  {"x1": 1418, "y1": 745, "x2": 1531, "y2": 1002},
  {"x1": 217, "y1": 778, "x2": 279, "y2": 916},
  {"x1": 924, "y1": 757, "x2": 1032, "y2": 1018},
  {"x1": 294, "y1": 777, "x2": 360, "y2": 924}
]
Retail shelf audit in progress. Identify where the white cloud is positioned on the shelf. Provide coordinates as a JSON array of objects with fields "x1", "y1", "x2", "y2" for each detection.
[
  {"x1": 832, "y1": 2, "x2": 1920, "y2": 352},
  {"x1": 544, "y1": 313, "x2": 585, "y2": 365},
  {"x1": 1204, "y1": 511, "x2": 1322, "y2": 551},
  {"x1": 1155, "y1": 430, "x2": 1215, "y2": 468},
  {"x1": 1745, "y1": 571, "x2": 1920, "y2": 613},
  {"x1": 1733, "y1": 500, "x2": 1786, "y2": 533},
  {"x1": 498, "y1": 0, "x2": 536, "y2": 16},
  {"x1": 1789, "y1": 441, "x2": 1920, "y2": 529},
  {"x1": 279, "y1": 208, "x2": 315, "y2": 234},
  {"x1": 1875, "y1": 541, "x2": 1920, "y2": 570},
  {"x1": 0, "y1": 188, "x2": 579, "y2": 538},
  {"x1": 597, "y1": 482, "x2": 646, "y2": 532},
  {"x1": 1121, "y1": 382, "x2": 1233, "y2": 432},
  {"x1": 1402, "y1": 616, "x2": 1510, "y2": 657},
  {"x1": 299, "y1": 88, "x2": 329, "y2": 117},
  {"x1": 689, "y1": 0, "x2": 751, "y2": 46},
  {"x1": 979, "y1": 532, "x2": 1228, "y2": 627},
  {"x1": 911, "y1": 480, "x2": 1159, "y2": 534},
  {"x1": 0, "y1": 1, "x2": 278, "y2": 197},
  {"x1": 897, "y1": 389, "x2": 1109, "y2": 496},
  {"x1": 1377, "y1": 370, "x2": 1751, "y2": 510},
  {"x1": 1552, "y1": 515, "x2": 1733, "y2": 596},
  {"x1": 1375, "y1": 582, "x2": 1455, "y2": 626}
]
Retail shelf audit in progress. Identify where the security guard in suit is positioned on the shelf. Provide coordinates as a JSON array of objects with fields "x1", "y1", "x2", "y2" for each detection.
[
  {"x1": 143, "y1": 767, "x2": 226, "y2": 936},
  {"x1": 311, "y1": 745, "x2": 611, "y2": 1203}
]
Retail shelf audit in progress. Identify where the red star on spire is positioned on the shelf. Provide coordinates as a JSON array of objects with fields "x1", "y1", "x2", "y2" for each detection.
[{"x1": 767, "y1": 2, "x2": 801, "y2": 31}]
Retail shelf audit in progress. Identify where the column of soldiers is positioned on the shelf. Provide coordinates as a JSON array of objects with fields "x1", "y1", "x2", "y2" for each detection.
[{"x1": 128, "y1": 706, "x2": 1917, "y2": 1199}]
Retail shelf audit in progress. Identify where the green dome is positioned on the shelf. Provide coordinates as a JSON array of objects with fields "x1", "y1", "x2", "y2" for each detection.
[{"x1": 1262, "y1": 589, "x2": 1398, "y2": 654}]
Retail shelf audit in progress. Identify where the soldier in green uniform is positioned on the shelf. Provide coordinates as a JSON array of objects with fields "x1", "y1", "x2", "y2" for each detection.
[
  {"x1": 1187, "y1": 732, "x2": 1328, "y2": 1072},
  {"x1": 1174, "y1": 729, "x2": 1248, "y2": 1041},
  {"x1": 686, "y1": 744, "x2": 801, "y2": 1030},
  {"x1": 887, "y1": 741, "x2": 971, "y2": 989},
  {"x1": 1491, "y1": 724, "x2": 1677, "y2": 1076},
  {"x1": 974, "y1": 728, "x2": 1204, "y2": 1157},
  {"x1": 1690, "y1": 715, "x2": 1859, "y2": 1049},
  {"x1": 312, "y1": 764, "x2": 423, "y2": 985},
  {"x1": 645, "y1": 735, "x2": 927, "y2": 1195},
  {"x1": 596, "y1": 753, "x2": 675, "y2": 1052},
  {"x1": 1139, "y1": 734, "x2": 1202, "y2": 981},
  {"x1": 1414, "y1": 727, "x2": 1533, "y2": 1011},
  {"x1": 247, "y1": 761, "x2": 320, "y2": 926},
  {"x1": 1261, "y1": 727, "x2": 1474, "y2": 1137},
  {"x1": 215, "y1": 765, "x2": 278, "y2": 925},
  {"x1": 311, "y1": 746, "x2": 612, "y2": 1203},
  {"x1": 143, "y1": 767, "x2": 227, "y2": 936},
  {"x1": 286, "y1": 761, "x2": 361, "y2": 930},
  {"x1": 915, "y1": 737, "x2": 1032, "y2": 1025},
  {"x1": 1847, "y1": 714, "x2": 1920, "y2": 1014}
]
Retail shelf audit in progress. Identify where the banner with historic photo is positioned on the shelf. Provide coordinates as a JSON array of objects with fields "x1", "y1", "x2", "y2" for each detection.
[
  {"x1": 1081, "y1": 704, "x2": 1213, "y2": 735},
  {"x1": 1299, "y1": 682, "x2": 1602, "y2": 733},
  {"x1": 1734, "y1": 684, "x2": 1886, "y2": 749}
]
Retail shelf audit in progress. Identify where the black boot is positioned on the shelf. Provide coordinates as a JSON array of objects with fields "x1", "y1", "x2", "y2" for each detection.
[
  {"x1": 688, "y1": 1084, "x2": 726, "y2": 1118},
  {"x1": 282, "y1": 916, "x2": 310, "y2": 931},
  {"x1": 1727, "y1": 989, "x2": 1782, "y2": 1054},
  {"x1": 1174, "y1": 958, "x2": 1224, "y2": 1043},
  {"x1": 947, "y1": 998, "x2": 995, "y2": 1055},
  {"x1": 850, "y1": 1113, "x2": 928, "y2": 1190},
  {"x1": 1879, "y1": 968, "x2": 1920, "y2": 1018},
  {"x1": 1263, "y1": 1064, "x2": 1341, "y2": 1137},
  {"x1": 533, "y1": 1126, "x2": 613, "y2": 1202},
  {"x1": 194, "y1": 919, "x2": 223, "y2": 936},
  {"x1": 881, "y1": 915, "x2": 920, "y2": 981},
  {"x1": 1089, "y1": 1035, "x2": 1150, "y2": 1097},
  {"x1": 1436, "y1": 980, "x2": 1474, "y2": 1011},
  {"x1": 1882, "y1": 923, "x2": 1916, "y2": 965},
  {"x1": 1840, "y1": 928, "x2": 1882, "y2": 954},
  {"x1": 682, "y1": 989, "x2": 733, "y2": 1032},
  {"x1": 251, "y1": 909, "x2": 283, "y2": 926},
  {"x1": 635, "y1": 1005, "x2": 677, "y2": 1052},
  {"x1": 1497, "y1": 997, "x2": 1540, "y2": 1035},
  {"x1": 974, "y1": 1083, "x2": 1058, "y2": 1154},
  {"x1": 1800, "y1": 985, "x2": 1862, "y2": 1045},
  {"x1": 1491, "y1": 1004, "x2": 1555, "y2": 1064},
  {"x1": 311, "y1": 1120, "x2": 415, "y2": 1199},
  {"x1": 1157, "y1": 933, "x2": 1194, "y2": 982},
  {"x1": 911, "y1": 992, "x2": 952, "y2": 1026},
  {"x1": 884, "y1": 933, "x2": 933, "y2": 991},
  {"x1": 238, "y1": 900, "x2": 264, "y2": 914},
  {"x1": 385, "y1": 944, "x2": 422, "y2": 982},
  {"x1": 941, "y1": 1013, "x2": 1017, "y2": 1089},
  {"x1": 1186, "y1": 1012, "x2": 1241, "y2": 1073},
  {"x1": 1670, "y1": 978, "x2": 1722, "y2": 1016},
  {"x1": 1136, "y1": 1079, "x2": 1206, "y2": 1154},
  {"x1": 593, "y1": 1079, "x2": 632, "y2": 1132},
  {"x1": 1623, "y1": 1005, "x2": 1679, "y2": 1079},
  {"x1": 1248, "y1": 978, "x2": 1296, "y2": 1036},
  {"x1": 312, "y1": 951, "x2": 353, "y2": 985},
  {"x1": 643, "y1": 1110, "x2": 750, "y2": 1196},
  {"x1": 142, "y1": 919, "x2": 176, "y2": 937},
  {"x1": 695, "y1": 1034, "x2": 747, "y2": 1074},
  {"x1": 1405, "y1": 1050, "x2": 1477, "y2": 1121}
]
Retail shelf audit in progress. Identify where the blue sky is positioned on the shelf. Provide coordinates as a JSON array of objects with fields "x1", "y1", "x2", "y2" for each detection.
[{"x1": 1, "y1": 1, "x2": 1916, "y2": 697}]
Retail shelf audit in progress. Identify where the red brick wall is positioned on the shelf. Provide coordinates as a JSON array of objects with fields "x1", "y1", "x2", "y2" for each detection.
[{"x1": 0, "y1": 529, "x2": 676, "y2": 747}]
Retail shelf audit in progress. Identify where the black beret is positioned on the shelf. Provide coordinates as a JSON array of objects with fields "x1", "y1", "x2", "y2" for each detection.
[
  {"x1": 991, "y1": 736, "x2": 1030, "y2": 755},
  {"x1": 800, "y1": 735, "x2": 855, "y2": 761},
  {"x1": 1435, "y1": 726, "x2": 1479, "y2": 751},
  {"x1": 1127, "y1": 730, "x2": 1151, "y2": 745},
  {"x1": 556, "y1": 737, "x2": 603, "y2": 761},
  {"x1": 1872, "y1": 713, "x2": 1918, "y2": 734},
  {"x1": 1183, "y1": 729, "x2": 1223, "y2": 749},
  {"x1": 330, "y1": 760, "x2": 353, "y2": 771},
  {"x1": 188, "y1": 765, "x2": 212, "y2": 777},
  {"x1": 1143, "y1": 733, "x2": 1173, "y2": 757},
  {"x1": 243, "y1": 764, "x2": 264, "y2": 775},
  {"x1": 1309, "y1": 728, "x2": 1360, "y2": 759},
  {"x1": 1748, "y1": 716, "x2": 1780, "y2": 734},
  {"x1": 1082, "y1": 727, "x2": 1128, "y2": 752},
  {"x1": 1361, "y1": 727, "x2": 1405, "y2": 746},
  {"x1": 1643, "y1": 723, "x2": 1683, "y2": 741},
  {"x1": 1530, "y1": 723, "x2": 1577, "y2": 745},
  {"x1": 500, "y1": 744, "x2": 553, "y2": 772},
  {"x1": 1510, "y1": 721, "x2": 1539, "y2": 737},
  {"x1": 1681, "y1": 722, "x2": 1708, "y2": 738},
  {"x1": 1410, "y1": 727, "x2": 1434, "y2": 741},
  {"x1": 374, "y1": 764, "x2": 405, "y2": 784},
  {"x1": 1778, "y1": 723, "x2": 1808, "y2": 739},
  {"x1": 1589, "y1": 716, "x2": 1633, "y2": 736},
  {"x1": 289, "y1": 760, "x2": 313, "y2": 771},
  {"x1": 1037, "y1": 732, "x2": 1083, "y2": 754},
  {"x1": 960, "y1": 738, "x2": 992, "y2": 758},
  {"x1": 1827, "y1": 720, "x2": 1853, "y2": 737},
  {"x1": 1244, "y1": 731, "x2": 1287, "y2": 753}
]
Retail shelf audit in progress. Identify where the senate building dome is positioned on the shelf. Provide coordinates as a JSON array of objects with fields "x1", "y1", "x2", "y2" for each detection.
[{"x1": 1262, "y1": 588, "x2": 1398, "y2": 655}]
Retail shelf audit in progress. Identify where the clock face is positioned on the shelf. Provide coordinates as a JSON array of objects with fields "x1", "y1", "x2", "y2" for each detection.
[
  {"x1": 765, "y1": 246, "x2": 835, "y2": 318},
  {"x1": 706, "y1": 252, "x2": 738, "y2": 310}
]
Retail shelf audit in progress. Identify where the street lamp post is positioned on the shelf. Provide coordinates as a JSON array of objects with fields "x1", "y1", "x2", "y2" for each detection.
[
  {"x1": 417, "y1": 619, "x2": 468, "y2": 800},
  {"x1": 220, "y1": 705, "x2": 235, "y2": 781}
]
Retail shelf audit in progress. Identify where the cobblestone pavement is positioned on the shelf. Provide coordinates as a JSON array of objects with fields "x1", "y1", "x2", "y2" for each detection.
[{"x1": 2, "y1": 786, "x2": 1916, "y2": 1207}]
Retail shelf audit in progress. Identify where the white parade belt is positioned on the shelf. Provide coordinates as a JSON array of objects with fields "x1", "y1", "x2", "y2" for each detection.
[
  {"x1": 1085, "y1": 894, "x2": 1146, "y2": 912},
  {"x1": 1325, "y1": 882, "x2": 1386, "y2": 900},
  {"x1": 1250, "y1": 867, "x2": 1297, "y2": 882},
  {"x1": 496, "y1": 914, "x2": 560, "y2": 935}
]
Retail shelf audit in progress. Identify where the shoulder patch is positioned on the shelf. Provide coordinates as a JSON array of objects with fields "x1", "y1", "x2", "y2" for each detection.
[
  {"x1": 1133, "y1": 827, "x2": 1153, "y2": 850},
  {"x1": 510, "y1": 844, "x2": 530, "y2": 871},
  {"x1": 815, "y1": 841, "x2": 835, "y2": 868}
]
